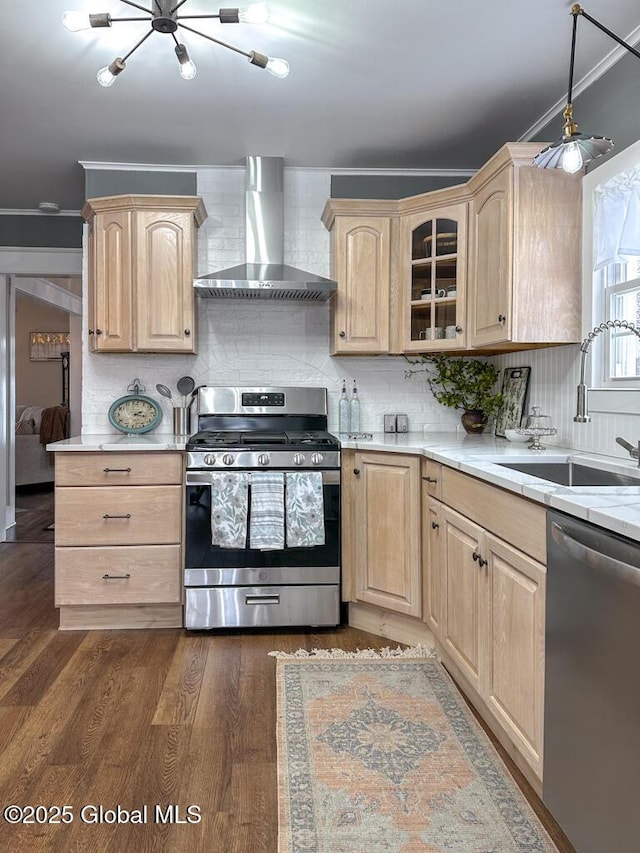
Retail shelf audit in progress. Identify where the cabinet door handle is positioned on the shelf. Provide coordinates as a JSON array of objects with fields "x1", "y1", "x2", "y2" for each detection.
[
  {"x1": 422, "y1": 476, "x2": 438, "y2": 483},
  {"x1": 184, "y1": 328, "x2": 191, "y2": 336},
  {"x1": 103, "y1": 467, "x2": 132, "y2": 473},
  {"x1": 497, "y1": 314, "x2": 506, "y2": 324},
  {"x1": 431, "y1": 521, "x2": 439, "y2": 530},
  {"x1": 103, "y1": 573, "x2": 131, "y2": 580},
  {"x1": 353, "y1": 468, "x2": 360, "y2": 476},
  {"x1": 339, "y1": 331, "x2": 346, "y2": 338},
  {"x1": 102, "y1": 513, "x2": 132, "y2": 520}
]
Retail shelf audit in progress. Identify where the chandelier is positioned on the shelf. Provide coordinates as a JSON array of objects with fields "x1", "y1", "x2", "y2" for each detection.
[
  {"x1": 534, "y1": 4, "x2": 640, "y2": 174},
  {"x1": 62, "y1": 1, "x2": 289, "y2": 87}
]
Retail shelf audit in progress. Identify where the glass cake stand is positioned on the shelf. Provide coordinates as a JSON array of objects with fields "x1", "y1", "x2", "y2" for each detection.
[{"x1": 516, "y1": 427, "x2": 558, "y2": 451}]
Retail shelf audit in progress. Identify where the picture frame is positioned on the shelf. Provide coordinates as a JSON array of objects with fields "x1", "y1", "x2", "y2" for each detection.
[
  {"x1": 494, "y1": 366, "x2": 531, "y2": 437},
  {"x1": 29, "y1": 331, "x2": 70, "y2": 361}
]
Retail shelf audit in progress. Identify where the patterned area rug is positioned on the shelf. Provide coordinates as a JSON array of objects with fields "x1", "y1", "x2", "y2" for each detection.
[{"x1": 272, "y1": 647, "x2": 558, "y2": 853}]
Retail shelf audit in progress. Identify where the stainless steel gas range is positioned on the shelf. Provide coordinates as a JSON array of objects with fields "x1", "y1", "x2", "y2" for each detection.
[{"x1": 184, "y1": 386, "x2": 341, "y2": 630}]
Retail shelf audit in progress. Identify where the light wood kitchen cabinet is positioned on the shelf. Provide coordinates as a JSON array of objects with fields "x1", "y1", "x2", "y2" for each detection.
[
  {"x1": 399, "y1": 186, "x2": 471, "y2": 352},
  {"x1": 423, "y1": 495, "x2": 443, "y2": 638},
  {"x1": 321, "y1": 201, "x2": 396, "y2": 354},
  {"x1": 351, "y1": 451, "x2": 422, "y2": 617},
  {"x1": 434, "y1": 465, "x2": 547, "y2": 786},
  {"x1": 54, "y1": 451, "x2": 184, "y2": 630},
  {"x1": 82, "y1": 194, "x2": 207, "y2": 353},
  {"x1": 467, "y1": 142, "x2": 582, "y2": 350}
]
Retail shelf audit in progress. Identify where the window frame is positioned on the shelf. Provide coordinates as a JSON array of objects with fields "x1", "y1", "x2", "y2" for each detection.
[{"x1": 582, "y1": 138, "x2": 640, "y2": 410}]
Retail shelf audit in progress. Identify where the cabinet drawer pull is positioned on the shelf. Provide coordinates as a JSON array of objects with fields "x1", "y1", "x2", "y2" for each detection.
[
  {"x1": 431, "y1": 521, "x2": 439, "y2": 530},
  {"x1": 102, "y1": 513, "x2": 132, "y2": 520},
  {"x1": 422, "y1": 476, "x2": 438, "y2": 483},
  {"x1": 103, "y1": 467, "x2": 132, "y2": 473},
  {"x1": 245, "y1": 594, "x2": 280, "y2": 605},
  {"x1": 102, "y1": 573, "x2": 131, "y2": 580}
]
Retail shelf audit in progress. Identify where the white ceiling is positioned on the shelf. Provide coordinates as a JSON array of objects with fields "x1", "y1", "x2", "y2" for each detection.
[{"x1": 3, "y1": 0, "x2": 640, "y2": 211}]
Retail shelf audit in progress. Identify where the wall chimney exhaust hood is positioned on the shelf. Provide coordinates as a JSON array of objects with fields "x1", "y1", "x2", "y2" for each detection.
[{"x1": 194, "y1": 156, "x2": 337, "y2": 301}]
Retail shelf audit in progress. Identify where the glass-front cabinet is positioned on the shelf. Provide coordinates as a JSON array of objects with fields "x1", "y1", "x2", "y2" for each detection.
[{"x1": 401, "y1": 199, "x2": 469, "y2": 353}]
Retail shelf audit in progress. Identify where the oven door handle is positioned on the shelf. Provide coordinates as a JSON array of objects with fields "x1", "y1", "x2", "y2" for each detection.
[
  {"x1": 245, "y1": 593, "x2": 280, "y2": 605},
  {"x1": 186, "y1": 470, "x2": 340, "y2": 487}
]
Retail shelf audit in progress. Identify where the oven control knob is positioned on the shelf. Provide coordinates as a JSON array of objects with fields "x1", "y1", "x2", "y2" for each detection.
[
  {"x1": 293, "y1": 453, "x2": 305, "y2": 466},
  {"x1": 204, "y1": 454, "x2": 216, "y2": 466},
  {"x1": 257, "y1": 453, "x2": 270, "y2": 466},
  {"x1": 222, "y1": 453, "x2": 235, "y2": 466},
  {"x1": 311, "y1": 453, "x2": 324, "y2": 466}
]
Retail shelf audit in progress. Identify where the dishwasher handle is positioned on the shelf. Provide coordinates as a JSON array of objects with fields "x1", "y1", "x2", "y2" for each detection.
[{"x1": 550, "y1": 521, "x2": 640, "y2": 588}]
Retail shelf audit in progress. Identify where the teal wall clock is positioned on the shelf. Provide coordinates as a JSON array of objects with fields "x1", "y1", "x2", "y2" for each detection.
[{"x1": 108, "y1": 379, "x2": 162, "y2": 434}]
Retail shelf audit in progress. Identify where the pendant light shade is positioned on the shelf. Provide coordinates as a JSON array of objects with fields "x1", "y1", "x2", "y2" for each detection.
[{"x1": 534, "y1": 4, "x2": 640, "y2": 174}]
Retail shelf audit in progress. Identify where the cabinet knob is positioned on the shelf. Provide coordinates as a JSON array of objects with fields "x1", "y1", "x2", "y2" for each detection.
[
  {"x1": 497, "y1": 314, "x2": 506, "y2": 323},
  {"x1": 455, "y1": 325, "x2": 463, "y2": 333},
  {"x1": 88, "y1": 329, "x2": 94, "y2": 335},
  {"x1": 339, "y1": 331, "x2": 346, "y2": 338},
  {"x1": 472, "y1": 551, "x2": 487, "y2": 567},
  {"x1": 472, "y1": 550, "x2": 480, "y2": 562},
  {"x1": 95, "y1": 328, "x2": 103, "y2": 336},
  {"x1": 353, "y1": 468, "x2": 360, "y2": 476},
  {"x1": 431, "y1": 521, "x2": 439, "y2": 530},
  {"x1": 184, "y1": 328, "x2": 191, "y2": 336}
]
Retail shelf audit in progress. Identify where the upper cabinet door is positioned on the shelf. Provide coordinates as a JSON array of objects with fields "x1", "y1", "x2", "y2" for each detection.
[
  {"x1": 401, "y1": 200, "x2": 468, "y2": 353},
  {"x1": 330, "y1": 215, "x2": 391, "y2": 354},
  {"x1": 468, "y1": 166, "x2": 512, "y2": 346},
  {"x1": 135, "y1": 210, "x2": 196, "y2": 353},
  {"x1": 90, "y1": 209, "x2": 134, "y2": 352}
]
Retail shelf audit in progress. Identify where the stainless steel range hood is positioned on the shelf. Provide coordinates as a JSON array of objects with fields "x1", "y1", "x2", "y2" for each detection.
[{"x1": 194, "y1": 156, "x2": 337, "y2": 301}]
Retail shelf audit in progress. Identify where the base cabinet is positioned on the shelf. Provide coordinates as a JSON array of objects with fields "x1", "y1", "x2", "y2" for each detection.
[
  {"x1": 425, "y1": 467, "x2": 547, "y2": 786},
  {"x1": 347, "y1": 451, "x2": 422, "y2": 617},
  {"x1": 54, "y1": 451, "x2": 184, "y2": 629}
]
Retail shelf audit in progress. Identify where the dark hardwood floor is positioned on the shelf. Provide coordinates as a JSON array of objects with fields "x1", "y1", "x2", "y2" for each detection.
[{"x1": 0, "y1": 490, "x2": 575, "y2": 852}]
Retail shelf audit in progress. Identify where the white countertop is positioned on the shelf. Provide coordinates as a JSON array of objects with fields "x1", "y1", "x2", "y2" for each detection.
[
  {"x1": 50, "y1": 429, "x2": 640, "y2": 542},
  {"x1": 47, "y1": 434, "x2": 188, "y2": 452},
  {"x1": 339, "y1": 431, "x2": 640, "y2": 542}
]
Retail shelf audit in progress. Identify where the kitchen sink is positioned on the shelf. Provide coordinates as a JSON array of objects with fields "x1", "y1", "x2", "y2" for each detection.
[{"x1": 496, "y1": 460, "x2": 640, "y2": 487}]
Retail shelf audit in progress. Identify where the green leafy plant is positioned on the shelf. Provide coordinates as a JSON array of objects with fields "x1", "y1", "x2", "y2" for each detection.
[{"x1": 405, "y1": 354, "x2": 503, "y2": 419}]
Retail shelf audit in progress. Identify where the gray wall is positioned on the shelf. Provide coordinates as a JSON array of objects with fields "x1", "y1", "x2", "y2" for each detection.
[
  {"x1": 85, "y1": 169, "x2": 197, "y2": 198},
  {"x1": 330, "y1": 174, "x2": 468, "y2": 200},
  {"x1": 0, "y1": 216, "x2": 81, "y2": 248}
]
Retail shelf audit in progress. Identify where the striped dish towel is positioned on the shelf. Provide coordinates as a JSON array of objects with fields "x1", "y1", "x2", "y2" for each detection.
[
  {"x1": 285, "y1": 472, "x2": 325, "y2": 547},
  {"x1": 250, "y1": 472, "x2": 285, "y2": 550},
  {"x1": 210, "y1": 472, "x2": 249, "y2": 548}
]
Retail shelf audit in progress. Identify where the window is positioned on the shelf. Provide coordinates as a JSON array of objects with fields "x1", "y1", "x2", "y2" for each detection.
[{"x1": 585, "y1": 139, "x2": 640, "y2": 390}]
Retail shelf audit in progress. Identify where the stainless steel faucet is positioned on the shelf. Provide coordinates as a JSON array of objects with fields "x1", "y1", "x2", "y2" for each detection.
[
  {"x1": 616, "y1": 437, "x2": 640, "y2": 467},
  {"x1": 574, "y1": 319, "x2": 640, "y2": 422}
]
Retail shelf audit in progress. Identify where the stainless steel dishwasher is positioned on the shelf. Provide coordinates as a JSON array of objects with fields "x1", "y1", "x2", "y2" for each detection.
[{"x1": 544, "y1": 510, "x2": 640, "y2": 853}]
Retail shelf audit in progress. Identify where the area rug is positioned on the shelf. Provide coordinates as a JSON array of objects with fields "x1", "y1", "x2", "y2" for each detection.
[{"x1": 271, "y1": 646, "x2": 558, "y2": 853}]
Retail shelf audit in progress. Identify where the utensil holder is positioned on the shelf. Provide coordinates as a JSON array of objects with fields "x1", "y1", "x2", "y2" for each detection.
[{"x1": 173, "y1": 407, "x2": 191, "y2": 435}]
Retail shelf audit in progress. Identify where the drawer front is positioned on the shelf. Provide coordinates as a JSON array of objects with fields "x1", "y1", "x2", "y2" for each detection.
[
  {"x1": 55, "y1": 485, "x2": 182, "y2": 546},
  {"x1": 421, "y1": 458, "x2": 442, "y2": 499},
  {"x1": 441, "y1": 467, "x2": 546, "y2": 563},
  {"x1": 55, "y1": 545, "x2": 181, "y2": 605},
  {"x1": 55, "y1": 452, "x2": 183, "y2": 486}
]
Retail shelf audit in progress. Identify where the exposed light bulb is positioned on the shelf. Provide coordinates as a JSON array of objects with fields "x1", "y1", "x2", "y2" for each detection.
[
  {"x1": 266, "y1": 57, "x2": 289, "y2": 78},
  {"x1": 175, "y1": 44, "x2": 197, "y2": 80},
  {"x1": 97, "y1": 59, "x2": 125, "y2": 87},
  {"x1": 62, "y1": 11, "x2": 91, "y2": 32},
  {"x1": 239, "y1": 3, "x2": 269, "y2": 24},
  {"x1": 561, "y1": 141, "x2": 584, "y2": 174}
]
